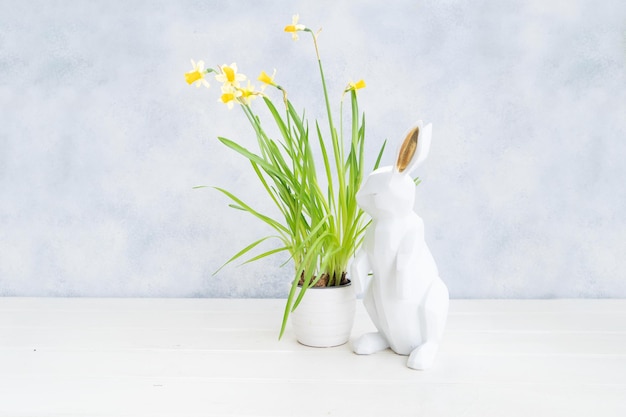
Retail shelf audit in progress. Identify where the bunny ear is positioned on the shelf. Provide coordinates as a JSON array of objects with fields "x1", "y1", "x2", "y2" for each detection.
[{"x1": 395, "y1": 121, "x2": 432, "y2": 174}]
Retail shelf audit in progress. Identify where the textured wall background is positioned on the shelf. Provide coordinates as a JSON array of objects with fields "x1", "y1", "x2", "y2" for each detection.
[{"x1": 1, "y1": 0, "x2": 625, "y2": 298}]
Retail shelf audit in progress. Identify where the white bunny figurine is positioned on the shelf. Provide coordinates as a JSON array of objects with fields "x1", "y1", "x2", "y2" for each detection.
[{"x1": 351, "y1": 121, "x2": 449, "y2": 370}]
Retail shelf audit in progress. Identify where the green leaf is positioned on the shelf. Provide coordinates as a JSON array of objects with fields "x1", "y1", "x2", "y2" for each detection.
[
  {"x1": 291, "y1": 230, "x2": 330, "y2": 309},
  {"x1": 213, "y1": 187, "x2": 290, "y2": 235},
  {"x1": 249, "y1": 161, "x2": 286, "y2": 219},
  {"x1": 213, "y1": 236, "x2": 277, "y2": 276},
  {"x1": 217, "y1": 136, "x2": 283, "y2": 179},
  {"x1": 373, "y1": 139, "x2": 387, "y2": 170},
  {"x1": 316, "y1": 122, "x2": 335, "y2": 210},
  {"x1": 263, "y1": 97, "x2": 292, "y2": 146},
  {"x1": 242, "y1": 245, "x2": 290, "y2": 265}
]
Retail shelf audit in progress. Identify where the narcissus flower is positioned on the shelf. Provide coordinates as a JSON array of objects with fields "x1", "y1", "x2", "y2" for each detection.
[
  {"x1": 239, "y1": 81, "x2": 259, "y2": 105},
  {"x1": 258, "y1": 69, "x2": 277, "y2": 88},
  {"x1": 215, "y1": 63, "x2": 246, "y2": 88},
  {"x1": 284, "y1": 14, "x2": 306, "y2": 40},
  {"x1": 219, "y1": 86, "x2": 242, "y2": 110},
  {"x1": 184, "y1": 60, "x2": 210, "y2": 88},
  {"x1": 346, "y1": 79, "x2": 366, "y2": 92}
]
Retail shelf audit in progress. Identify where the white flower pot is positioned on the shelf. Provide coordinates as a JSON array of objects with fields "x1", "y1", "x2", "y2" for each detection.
[{"x1": 291, "y1": 282, "x2": 356, "y2": 347}]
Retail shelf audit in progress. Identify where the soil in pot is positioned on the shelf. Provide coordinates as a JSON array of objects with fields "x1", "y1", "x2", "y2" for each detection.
[{"x1": 298, "y1": 271, "x2": 349, "y2": 288}]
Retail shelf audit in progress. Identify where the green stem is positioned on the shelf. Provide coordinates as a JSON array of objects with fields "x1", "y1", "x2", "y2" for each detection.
[{"x1": 308, "y1": 30, "x2": 346, "y2": 268}]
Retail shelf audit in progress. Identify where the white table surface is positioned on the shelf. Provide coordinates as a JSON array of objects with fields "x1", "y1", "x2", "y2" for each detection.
[{"x1": 1, "y1": 298, "x2": 625, "y2": 416}]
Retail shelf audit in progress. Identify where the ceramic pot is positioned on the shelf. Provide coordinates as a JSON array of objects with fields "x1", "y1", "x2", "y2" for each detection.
[{"x1": 291, "y1": 281, "x2": 356, "y2": 347}]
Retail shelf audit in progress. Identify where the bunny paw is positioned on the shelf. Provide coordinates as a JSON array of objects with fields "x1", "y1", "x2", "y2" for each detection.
[
  {"x1": 407, "y1": 342, "x2": 439, "y2": 370},
  {"x1": 353, "y1": 332, "x2": 389, "y2": 355}
]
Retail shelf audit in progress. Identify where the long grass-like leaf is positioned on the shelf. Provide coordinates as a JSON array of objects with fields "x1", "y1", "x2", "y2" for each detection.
[
  {"x1": 217, "y1": 137, "x2": 283, "y2": 179},
  {"x1": 213, "y1": 187, "x2": 289, "y2": 235},
  {"x1": 373, "y1": 139, "x2": 387, "y2": 170},
  {"x1": 291, "y1": 230, "x2": 331, "y2": 310},
  {"x1": 213, "y1": 235, "x2": 278, "y2": 275},
  {"x1": 249, "y1": 161, "x2": 287, "y2": 220},
  {"x1": 263, "y1": 97, "x2": 292, "y2": 147},
  {"x1": 242, "y1": 245, "x2": 290, "y2": 265}
]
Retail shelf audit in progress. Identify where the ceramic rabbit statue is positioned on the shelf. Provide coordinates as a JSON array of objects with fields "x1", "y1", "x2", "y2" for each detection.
[{"x1": 351, "y1": 121, "x2": 449, "y2": 370}]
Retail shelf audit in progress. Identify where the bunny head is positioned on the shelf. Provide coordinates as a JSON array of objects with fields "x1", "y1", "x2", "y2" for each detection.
[{"x1": 357, "y1": 121, "x2": 432, "y2": 218}]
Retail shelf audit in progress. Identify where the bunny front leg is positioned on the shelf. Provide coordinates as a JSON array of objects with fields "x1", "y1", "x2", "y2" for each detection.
[
  {"x1": 353, "y1": 331, "x2": 390, "y2": 355},
  {"x1": 351, "y1": 247, "x2": 391, "y2": 355},
  {"x1": 353, "y1": 285, "x2": 390, "y2": 354},
  {"x1": 407, "y1": 278, "x2": 449, "y2": 370},
  {"x1": 350, "y1": 247, "x2": 371, "y2": 296},
  {"x1": 394, "y1": 230, "x2": 421, "y2": 300}
]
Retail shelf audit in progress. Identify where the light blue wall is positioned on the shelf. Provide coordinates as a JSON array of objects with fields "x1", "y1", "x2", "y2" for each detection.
[{"x1": 1, "y1": 0, "x2": 625, "y2": 298}]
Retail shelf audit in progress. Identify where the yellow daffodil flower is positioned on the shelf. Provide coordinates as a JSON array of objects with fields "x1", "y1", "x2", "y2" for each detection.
[
  {"x1": 258, "y1": 69, "x2": 277, "y2": 89},
  {"x1": 346, "y1": 79, "x2": 366, "y2": 92},
  {"x1": 219, "y1": 86, "x2": 242, "y2": 110},
  {"x1": 215, "y1": 63, "x2": 246, "y2": 88},
  {"x1": 239, "y1": 81, "x2": 259, "y2": 105},
  {"x1": 184, "y1": 60, "x2": 210, "y2": 88},
  {"x1": 284, "y1": 14, "x2": 306, "y2": 40}
]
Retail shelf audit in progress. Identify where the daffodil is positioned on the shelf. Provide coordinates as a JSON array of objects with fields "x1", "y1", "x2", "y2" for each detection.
[
  {"x1": 284, "y1": 14, "x2": 306, "y2": 40},
  {"x1": 346, "y1": 79, "x2": 366, "y2": 92},
  {"x1": 184, "y1": 16, "x2": 382, "y2": 342},
  {"x1": 258, "y1": 69, "x2": 277, "y2": 89},
  {"x1": 215, "y1": 63, "x2": 246, "y2": 88},
  {"x1": 239, "y1": 81, "x2": 259, "y2": 105},
  {"x1": 184, "y1": 60, "x2": 210, "y2": 88},
  {"x1": 219, "y1": 86, "x2": 242, "y2": 110}
]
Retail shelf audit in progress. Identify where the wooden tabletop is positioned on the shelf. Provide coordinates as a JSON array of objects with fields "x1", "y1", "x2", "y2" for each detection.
[{"x1": 1, "y1": 298, "x2": 624, "y2": 416}]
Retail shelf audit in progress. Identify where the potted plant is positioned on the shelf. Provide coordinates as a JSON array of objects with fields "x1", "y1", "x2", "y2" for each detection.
[{"x1": 185, "y1": 15, "x2": 385, "y2": 346}]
